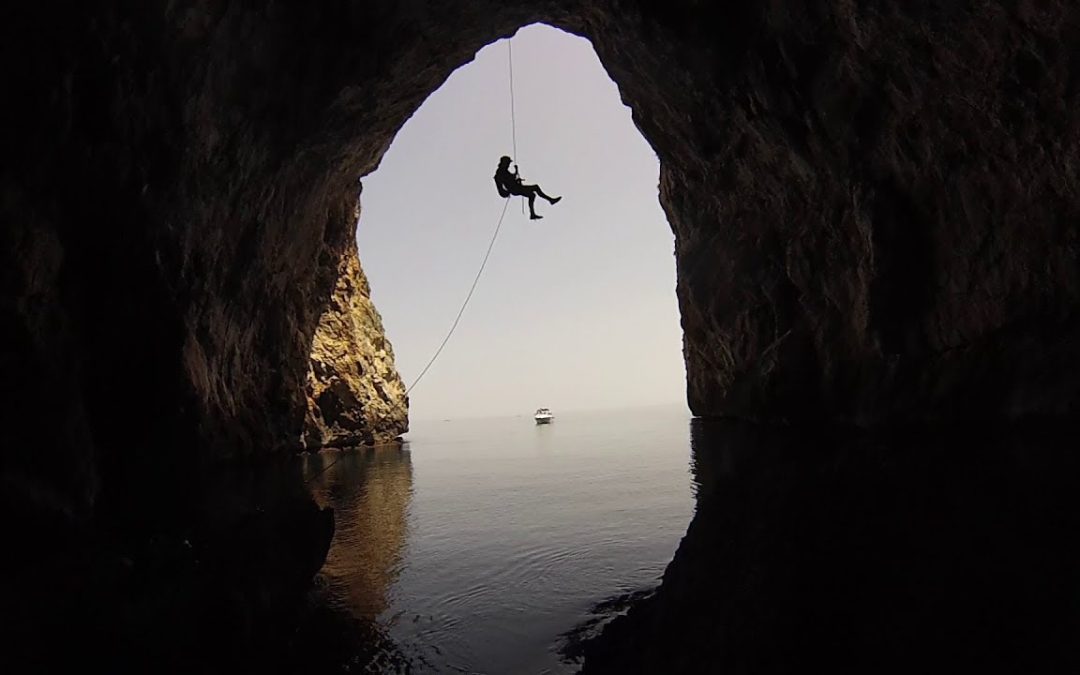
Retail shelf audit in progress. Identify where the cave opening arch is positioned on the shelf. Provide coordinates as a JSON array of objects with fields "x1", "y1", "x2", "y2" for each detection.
[
  {"x1": 6, "y1": 5, "x2": 1080, "y2": 671},
  {"x1": 311, "y1": 22, "x2": 689, "y2": 432},
  {"x1": 195, "y1": 0, "x2": 1080, "y2": 455},
  {"x1": 3, "y1": 2, "x2": 1077, "y2": 516}
]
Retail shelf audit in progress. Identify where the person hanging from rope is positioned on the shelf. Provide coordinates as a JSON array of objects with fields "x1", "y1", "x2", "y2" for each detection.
[{"x1": 493, "y1": 156, "x2": 561, "y2": 220}]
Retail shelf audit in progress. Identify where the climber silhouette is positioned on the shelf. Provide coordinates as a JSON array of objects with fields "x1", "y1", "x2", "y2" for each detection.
[{"x1": 493, "y1": 156, "x2": 561, "y2": 219}]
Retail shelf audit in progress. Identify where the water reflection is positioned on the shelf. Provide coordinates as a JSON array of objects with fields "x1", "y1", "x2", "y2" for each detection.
[
  {"x1": 303, "y1": 445, "x2": 414, "y2": 620},
  {"x1": 584, "y1": 419, "x2": 1080, "y2": 674},
  {"x1": 301, "y1": 408, "x2": 694, "y2": 673}
]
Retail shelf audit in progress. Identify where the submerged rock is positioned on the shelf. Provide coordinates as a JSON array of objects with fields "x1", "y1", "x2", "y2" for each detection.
[{"x1": 303, "y1": 237, "x2": 408, "y2": 449}]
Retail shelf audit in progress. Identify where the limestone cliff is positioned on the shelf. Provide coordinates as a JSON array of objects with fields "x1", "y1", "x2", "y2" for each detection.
[{"x1": 303, "y1": 238, "x2": 408, "y2": 449}]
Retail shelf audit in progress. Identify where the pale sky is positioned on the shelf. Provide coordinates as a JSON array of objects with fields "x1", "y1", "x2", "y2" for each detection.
[{"x1": 357, "y1": 24, "x2": 686, "y2": 421}]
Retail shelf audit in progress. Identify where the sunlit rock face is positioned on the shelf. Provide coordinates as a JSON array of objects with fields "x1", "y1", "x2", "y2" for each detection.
[
  {"x1": 2, "y1": 1, "x2": 1078, "y2": 523},
  {"x1": 304, "y1": 237, "x2": 408, "y2": 450}
]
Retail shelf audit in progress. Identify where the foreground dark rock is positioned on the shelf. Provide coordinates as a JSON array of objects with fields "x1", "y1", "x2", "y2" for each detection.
[
  {"x1": 1, "y1": 457, "x2": 333, "y2": 674},
  {"x1": 582, "y1": 419, "x2": 1080, "y2": 674}
]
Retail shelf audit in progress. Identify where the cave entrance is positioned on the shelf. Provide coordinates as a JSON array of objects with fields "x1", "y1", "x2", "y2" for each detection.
[{"x1": 357, "y1": 24, "x2": 686, "y2": 421}]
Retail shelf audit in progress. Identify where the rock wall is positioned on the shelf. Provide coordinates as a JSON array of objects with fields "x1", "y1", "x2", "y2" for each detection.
[
  {"x1": 3, "y1": 0, "x2": 1080, "y2": 669},
  {"x1": 303, "y1": 237, "x2": 408, "y2": 449},
  {"x1": 2, "y1": 0, "x2": 1078, "y2": 528},
  {"x1": 638, "y1": 1, "x2": 1080, "y2": 425},
  {"x1": 582, "y1": 418, "x2": 1080, "y2": 673}
]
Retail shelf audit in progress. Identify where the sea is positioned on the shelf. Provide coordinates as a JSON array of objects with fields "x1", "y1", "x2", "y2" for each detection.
[{"x1": 302, "y1": 404, "x2": 696, "y2": 673}]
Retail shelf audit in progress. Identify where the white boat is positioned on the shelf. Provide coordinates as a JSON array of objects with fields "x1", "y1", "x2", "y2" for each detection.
[{"x1": 534, "y1": 408, "x2": 554, "y2": 424}]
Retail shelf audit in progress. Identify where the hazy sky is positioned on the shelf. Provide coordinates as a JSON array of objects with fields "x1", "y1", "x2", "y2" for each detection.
[{"x1": 357, "y1": 24, "x2": 686, "y2": 421}]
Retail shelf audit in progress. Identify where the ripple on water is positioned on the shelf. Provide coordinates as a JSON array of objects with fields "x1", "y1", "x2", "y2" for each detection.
[{"x1": 305, "y1": 406, "x2": 696, "y2": 673}]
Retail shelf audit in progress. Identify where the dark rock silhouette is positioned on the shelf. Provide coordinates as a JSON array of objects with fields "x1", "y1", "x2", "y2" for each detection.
[
  {"x1": 582, "y1": 419, "x2": 1080, "y2": 674},
  {"x1": 1, "y1": 456, "x2": 333, "y2": 674},
  {"x1": 1, "y1": 1, "x2": 1079, "y2": 670}
]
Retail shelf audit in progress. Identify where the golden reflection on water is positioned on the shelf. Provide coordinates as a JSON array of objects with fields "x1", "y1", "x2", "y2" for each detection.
[{"x1": 304, "y1": 445, "x2": 413, "y2": 620}]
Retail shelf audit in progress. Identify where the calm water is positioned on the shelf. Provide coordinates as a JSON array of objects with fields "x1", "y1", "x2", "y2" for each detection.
[{"x1": 302, "y1": 404, "x2": 696, "y2": 673}]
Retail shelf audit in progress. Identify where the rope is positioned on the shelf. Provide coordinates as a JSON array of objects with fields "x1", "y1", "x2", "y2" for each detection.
[
  {"x1": 306, "y1": 39, "x2": 521, "y2": 485},
  {"x1": 508, "y1": 39, "x2": 525, "y2": 215},
  {"x1": 305, "y1": 198, "x2": 512, "y2": 485},
  {"x1": 401, "y1": 37, "x2": 518, "y2": 398},
  {"x1": 508, "y1": 39, "x2": 518, "y2": 161},
  {"x1": 404, "y1": 196, "x2": 511, "y2": 396}
]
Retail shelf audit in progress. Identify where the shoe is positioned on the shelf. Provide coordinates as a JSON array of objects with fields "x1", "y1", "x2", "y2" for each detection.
[
  {"x1": 549, "y1": 196, "x2": 562, "y2": 205},
  {"x1": 530, "y1": 214, "x2": 543, "y2": 220}
]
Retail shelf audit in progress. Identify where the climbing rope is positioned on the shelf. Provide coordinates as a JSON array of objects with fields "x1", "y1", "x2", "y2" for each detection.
[
  {"x1": 305, "y1": 198, "x2": 511, "y2": 485},
  {"x1": 508, "y1": 39, "x2": 519, "y2": 162},
  {"x1": 305, "y1": 39, "x2": 521, "y2": 484},
  {"x1": 508, "y1": 39, "x2": 525, "y2": 215},
  {"x1": 395, "y1": 38, "x2": 520, "y2": 396},
  {"x1": 401, "y1": 37, "x2": 521, "y2": 396},
  {"x1": 403, "y1": 196, "x2": 511, "y2": 396}
]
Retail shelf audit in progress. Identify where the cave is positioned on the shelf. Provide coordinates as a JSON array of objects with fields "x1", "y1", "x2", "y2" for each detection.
[{"x1": 2, "y1": 1, "x2": 1078, "y2": 672}]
